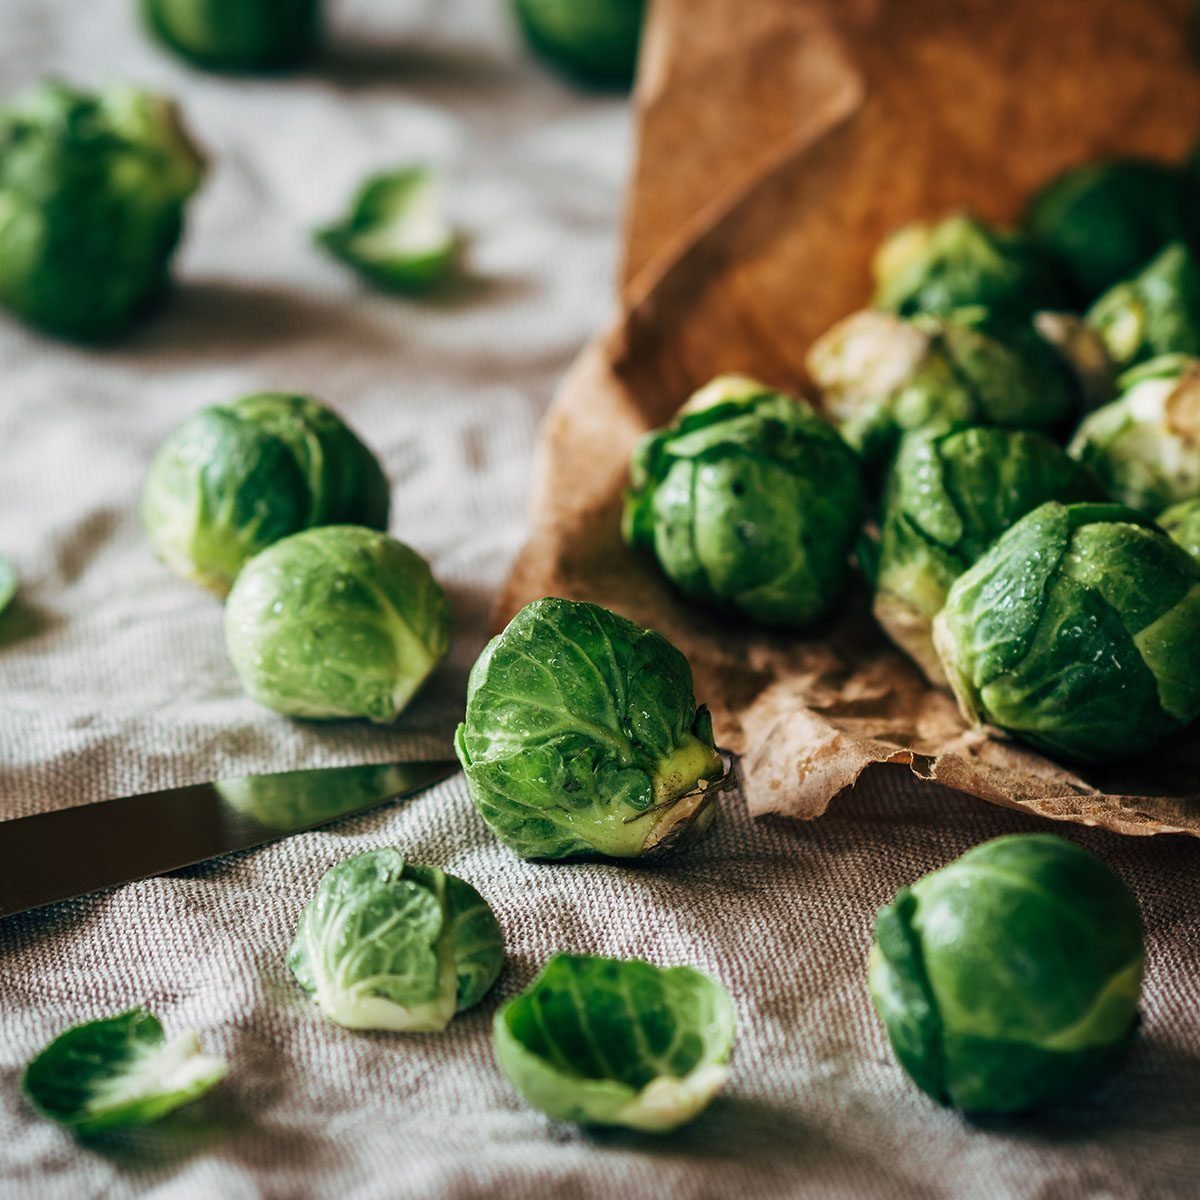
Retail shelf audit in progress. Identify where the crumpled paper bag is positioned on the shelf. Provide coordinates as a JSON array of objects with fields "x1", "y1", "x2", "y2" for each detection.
[{"x1": 500, "y1": 0, "x2": 1200, "y2": 837}]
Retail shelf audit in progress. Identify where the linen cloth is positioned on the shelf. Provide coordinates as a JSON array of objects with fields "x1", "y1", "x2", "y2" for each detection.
[{"x1": 1, "y1": 2, "x2": 1199, "y2": 1198}]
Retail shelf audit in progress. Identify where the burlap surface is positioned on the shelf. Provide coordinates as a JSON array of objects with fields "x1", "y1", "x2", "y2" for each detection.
[{"x1": 2, "y1": 2, "x2": 1199, "y2": 1198}]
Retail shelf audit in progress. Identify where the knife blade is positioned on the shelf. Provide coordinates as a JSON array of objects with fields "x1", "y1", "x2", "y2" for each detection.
[{"x1": 0, "y1": 759, "x2": 459, "y2": 919}]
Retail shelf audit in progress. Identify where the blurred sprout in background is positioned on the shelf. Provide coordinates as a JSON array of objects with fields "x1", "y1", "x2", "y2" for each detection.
[
  {"x1": 808, "y1": 307, "x2": 1080, "y2": 467},
  {"x1": 0, "y1": 81, "x2": 204, "y2": 341},
  {"x1": 1087, "y1": 242, "x2": 1200, "y2": 372},
  {"x1": 0, "y1": 554, "x2": 15, "y2": 616},
  {"x1": 143, "y1": 392, "x2": 391, "y2": 596},
  {"x1": 870, "y1": 834, "x2": 1144, "y2": 1114},
  {"x1": 623, "y1": 375, "x2": 865, "y2": 627},
  {"x1": 935, "y1": 501, "x2": 1200, "y2": 763},
  {"x1": 142, "y1": 0, "x2": 321, "y2": 71},
  {"x1": 513, "y1": 0, "x2": 646, "y2": 87},
  {"x1": 317, "y1": 168, "x2": 459, "y2": 294},
  {"x1": 1159, "y1": 495, "x2": 1200, "y2": 563},
  {"x1": 1069, "y1": 356, "x2": 1200, "y2": 513},
  {"x1": 872, "y1": 214, "x2": 1069, "y2": 319},
  {"x1": 224, "y1": 525, "x2": 452, "y2": 723}
]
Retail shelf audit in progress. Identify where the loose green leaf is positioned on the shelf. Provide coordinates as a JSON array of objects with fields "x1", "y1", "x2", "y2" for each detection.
[
  {"x1": 317, "y1": 169, "x2": 458, "y2": 293},
  {"x1": 870, "y1": 834, "x2": 1143, "y2": 1114},
  {"x1": 934, "y1": 501, "x2": 1200, "y2": 762},
  {"x1": 494, "y1": 953, "x2": 735, "y2": 1131},
  {"x1": 23, "y1": 1009, "x2": 226, "y2": 1135},
  {"x1": 143, "y1": 392, "x2": 391, "y2": 596},
  {"x1": 224, "y1": 525, "x2": 452, "y2": 723},
  {"x1": 456, "y1": 597, "x2": 723, "y2": 860},
  {"x1": 623, "y1": 374, "x2": 865, "y2": 627},
  {"x1": 0, "y1": 81, "x2": 205, "y2": 340},
  {"x1": 142, "y1": 0, "x2": 320, "y2": 71},
  {"x1": 288, "y1": 848, "x2": 504, "y2": 1032}
]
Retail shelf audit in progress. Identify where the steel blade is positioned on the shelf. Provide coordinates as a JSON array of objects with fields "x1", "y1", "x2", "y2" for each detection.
[{"x1": 0, "y1": 759, "x2": 459, "y2": 919}]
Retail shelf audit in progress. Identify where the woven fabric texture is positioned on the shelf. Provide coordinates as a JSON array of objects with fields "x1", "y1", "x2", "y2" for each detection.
[{"x1": 1, "y1": 2, "x2": 1199, "y2": 1198}]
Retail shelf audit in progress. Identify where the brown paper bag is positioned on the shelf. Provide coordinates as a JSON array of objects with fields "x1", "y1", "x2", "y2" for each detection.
[{"x1": 500, "y1": 0, "x2": 1200, "y2": 838}]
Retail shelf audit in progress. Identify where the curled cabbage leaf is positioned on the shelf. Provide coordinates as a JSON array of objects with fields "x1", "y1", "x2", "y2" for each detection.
[{"x1": 494, "y1": 953, "x2": 735, "y2": 1131}]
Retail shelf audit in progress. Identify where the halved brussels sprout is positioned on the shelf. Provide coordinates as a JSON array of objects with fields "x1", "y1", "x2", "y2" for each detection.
[
  {"x1": 872, "y1": 214, "x2": 1068, "y2": 318},
  {"x1": 622, "y1": 375, "x2": 864, "y2": 627},
  {"x1": 288, "y1": 848, "x2": 504, "y2": 1032},
  {"x1": 456, "y1": 597, "x2": 723, "y2": 860},
  {"x1": 1069, "y1": 355, "x2": 1200, "y2": 513},
  {"x1": 874, "y1": 425, "x2": 1099, "y2": 681},
  {"x1": 23, "y1": 1009, "x2": 226, "y2": 1135},
  {"x1": 513, "y1": 0, "x2": 645, "y2": 86},
  {"x1": 808, "y1": 308, "x2": 1080, "y2": 465},
  {"x1": 494, "y1": 953, "x2": 735, "y2": 1131},
  {"x1": 142, "y1": 0, "x2": 320, "y2": 70},
  {"x1": 143, "y1": 392, "x2": 390, "y2": 596},
  {"x1": 1087, "y1": 242, "x2": 1200, "y2": 371},
  {"x1": 934, "y1": 501, "x2": 1200, "y2": 762},
  {"x1": 317, "y1": 169, "x2": 458, "y2": 293},
  {"x1": 0, "y1": 553, "x2": 16, "y2": 615},
  {"x1": 870, "y1": 833, "x2": 1143, "y2": 1114},
  {"x1": 1159, "y1": 496, "x2": 1200, "y2": 563},
  {"x1": 0, "y1": 81, "x2": 204, "y2": 340},
  {"x1": 1026, "y1": 158, "x2": 1200, "y2": 300},
  {"x1": 224, "y1": 525, "x2": 451, "y2": 722}
]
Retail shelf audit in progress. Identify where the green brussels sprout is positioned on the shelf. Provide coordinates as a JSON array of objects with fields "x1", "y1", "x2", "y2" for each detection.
[
  {"x1": 513, "y1": 0, "x2": 645, "y2": 87},
  {"x1": 874, "y1": 425, "x2": 1099, "y2": 682},
  {"x1": 0, "y1": 553, "x2": 16, "y2": 615},
  {"x1": 143, "y1": 392, "x2": 390, "y2": 596},
  {"x1": 288, "y1": 848, "x2": 504, "y2": 1033},
  {"x1": 622, "y1": 375, "x2": 865, "y2": 627},
  {"x1": 808, "y1": 308, "x2": 1080, "y2": 465},
  {"x1": 1068, "y1": 355, "x2": 1200, "y2": 513},
  {"x1": 872, "y1": 214, "x2": 1068, "y2": 318},
  {"x1": 494, "y1": 953, "x2": 735, "y2": 1131},
  {"x1": 934, "y1": 501, "x2": 1200, "y2": 762},
  {"x1": 869, "y1": 834, "x2": 1143, "y2": 1114},
  {"x1": 1159, "y1": 495, "x2": 1200, "y2": 563},
  {"x1": 1026, "y1": 158, "x2": 1200, "y2": 300},
  {"x1": 23, "y1": 1009, "x2": 226, "y2": 1135},
  {"x1": 456, "y1": 597, "x2": 723, "y2": 861},
  {"x1": 0, "y1": 81, "x2": 205, "y2": 340},
  {"x1": 317, "y1": 169, "x2": 458, "y2": 294},
  {"x1": 224, "y1": 525, "x2": 452, "y2": 723},
  {"x1": 1086, "y1": 242, "x2": 1200, "y2": 371},
  {"x1": 142, "y1": 0, "x2": 320, "y2": 71}
]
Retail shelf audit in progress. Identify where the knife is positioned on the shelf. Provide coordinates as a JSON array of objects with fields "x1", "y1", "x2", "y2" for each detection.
[{"x1": 0, "y1": 759, "x2": 458, "y2": 920}]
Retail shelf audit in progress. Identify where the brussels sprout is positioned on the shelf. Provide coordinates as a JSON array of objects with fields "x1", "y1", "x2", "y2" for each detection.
[
  {"x1": 1026, "y1": 158, "x2": 1200, "y2": 300},
  {"x1": 808, "y1": 308, "x2": 1079, "y2": 464},
  {"x1": 456, "y1": 597, "x2": 723, "y2": 861},
  {"x1": 142, "y1": 0, "x2": 320, "y2": 71},
  {"x1": 0, "y1": 553, "x2": 16, "y2": 615},
  {"x1": 1159, "y1": 496, "x2": 1200, "y2": 563},
  {"x1": 872, "y1": 214, "x2": 1068, "y2": 318},
  {"x1": 494, "y1": 953, "x2": 735, "y2": 1131},
  {"x1": 934, "y1": 501, "x2": 1200, "y2": 762},
  {"x1": 622, "y1": 375, "x2": 864, "y2": 626},
  {"x1": 513, "y1": 0, "x2": 645, "y2": 86},
  {"x1": 317, "y1": 169, "x2": 458, "y2": 294},
  {"x1": 1087, "y1": 242, "x2": 1200, "y2": 371},
  {"x1": 224, "y1": 525, "x2": 452, "y2": 723},
  {"x1": 0, "y1": 81, "x2": 204, "y2": 340},
  {"x1": 288, "y1": 848, "x2": 504, "y2": 1032},
  {"x1": 143, "y1": 392, "x2": 390, "y2": 596},
  {"x1": 23, "y1": 1009, "x2": 226, "y2": 1135},
  {"x1": 869, "y1": 834, "x2": 1143, "y2": 1114},
  {"x1": 874, "y1": 425, "x2": 1099, "y2": 681},
  {"x1": 1068, "y1": 355, "x2": 1200, "y2": 513}
]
